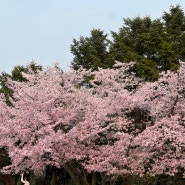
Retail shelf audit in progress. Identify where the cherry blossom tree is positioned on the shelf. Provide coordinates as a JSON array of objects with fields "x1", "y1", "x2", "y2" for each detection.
[
  {"x1": 0, "y1": 61, "x2": 185, "y2": 185},
  {"x1": 77, "y1": 61, "x2": 185, "y2": 180},
  {"x1": 0, "y1": 62, "x2": 141, "y2": 184},
  {"x1": 92, "y1": 60, "x2": 185, "y2": 179},
  {"x1": 130, "y1": 61, "x2": 185, "y2": 177}
]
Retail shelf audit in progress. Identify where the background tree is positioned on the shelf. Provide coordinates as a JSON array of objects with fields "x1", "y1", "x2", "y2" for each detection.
[
  {"x1": 159, "y1": 5, "x2": 185, "y2": 71},
  {"x1": 0, "y1": 61, "x2": 42, "y2": 105},
  {"x1": 109, "y1": 16, "x2": 163, "y2": 81},
  {"x1": 70, "y1": 29, "x2": 113, "y2": 70},
  {"x1": 71, "y1": 5, "x2": 185, "y2": 82},
  {"x1": 109, "y1": 5, "x2": 185, "y2": 81}
]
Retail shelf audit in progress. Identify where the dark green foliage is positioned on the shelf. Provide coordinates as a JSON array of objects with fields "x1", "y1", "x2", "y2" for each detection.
[
  {"x1": 160, "y1": 5, "x2": 185, "y2": 71},
  {"x1": 71, "y1": 29, "x2": 113, "y2": 70},
  {"x1": 109, "y1": 16, "x2": 164, "y2": 81},
  {"x1": 0, "y1": 72, "x2": 12, "y2": 105},
  {"x1": 71, "y1": 5, "x2": 185, "y2": 82},
  {"x1": 109, "y1": 5, "x2": 185, "y2": 81},
  {"x1": 31, "y1": 175, "x2": 44, "y2": 185},
  {"x1": 0, "y1": 61, "x2": 42, "y2": 105},
  {"x1": 16, "y1": 176, "x2": 21, "y2": 185},
  {"x1": 10, "y1": 61, "x2": 42, "y2": 82}
]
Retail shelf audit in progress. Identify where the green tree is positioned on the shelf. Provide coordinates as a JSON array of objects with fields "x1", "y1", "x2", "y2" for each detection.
[
  {"x1": 109, "y1": 5, "x2": 185, "y2": 81},
  {"x1": 0, "y1": 62, "x2": 42, "y2": 105},
  {"x1": 71, "y1": 29, "x2": 113, "y2": 70},
  {"x1": 109, "y1": 16, "x2": 163, "y2": 81},
  {"x1": 159, "y1": 4, "x2": 185, "y2": 71},
  {"x1": 70, "y1": 5, "x2": 185, "y2": 81}
]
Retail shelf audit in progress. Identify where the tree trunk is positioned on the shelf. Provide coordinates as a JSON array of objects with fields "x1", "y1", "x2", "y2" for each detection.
[
  {"x1": 123, "y1": 175, "x2": 134, "y2": 185},
  {"x1": 63, "y1": 162, "x2": 89, "y2": 185},
  {"x1": 62, "y1": 163, "x2": 81, "y2": 185},
  {"x1": 43, "y1": 166, "x2": 53, "y2": 185},
  {"x1": 0, "y1": 173, "x2": 17, "y2": 185},
  {"x1": 91, "y1": 172, "x2": 96, "y2": 185},
  {"x1": 101, "y1": 174, "x2": 106, "y2": 185}
]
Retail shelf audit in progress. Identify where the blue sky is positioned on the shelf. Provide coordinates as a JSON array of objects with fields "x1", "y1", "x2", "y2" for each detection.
[{"x1": 0, "y1": 0, "x2": 184, "y2": 73}]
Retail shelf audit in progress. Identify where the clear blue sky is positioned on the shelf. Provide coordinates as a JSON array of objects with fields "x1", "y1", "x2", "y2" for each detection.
[{"x1": 0, "y1": 0, "x2": 184, "y2": 73}]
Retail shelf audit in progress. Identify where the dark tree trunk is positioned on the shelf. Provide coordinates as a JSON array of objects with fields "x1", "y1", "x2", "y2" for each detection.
[
  {"x1": 91, "y1": 172, "x2": 97, "y2": 185},
  {"x1": 123, "y1": 175, "x2": 134, "y2": 185},
  {"x1": 63, "y1": 162, "x2": 90, "y2": 185},
  {"x1": 0, "y1": 173, "x2": 17, "y2": 185}
]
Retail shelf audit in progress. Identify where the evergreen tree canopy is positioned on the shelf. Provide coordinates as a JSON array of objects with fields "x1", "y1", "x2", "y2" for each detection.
[
  {"x1": 159, "y1": 5, "x2": 185, "y2": 71},
  {"x1": 71, "y1": 5, "x2": 185, "y2": 81},
  {"x1": 109, "y1": 16, "x2": 163, "y2": 81},
  {"x1": 70, "y1": 29, "x2": 112, "y2": 70}
]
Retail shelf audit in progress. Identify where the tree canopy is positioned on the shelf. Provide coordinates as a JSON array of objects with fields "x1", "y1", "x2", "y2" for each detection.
[
  {"x1": 0, "y1": 61, "x2": 185, "y2": 184},
  {"x1": 71, "y1": 29, "x2": 113, "y2": 70},
  {"x1": 71, "y1": 5, "x2": 185, "y2": 81}
]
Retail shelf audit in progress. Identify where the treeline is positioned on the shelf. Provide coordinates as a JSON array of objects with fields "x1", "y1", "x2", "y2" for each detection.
[{"x1": 71, "y1": 4, "x2": 185, "y2": 81}]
